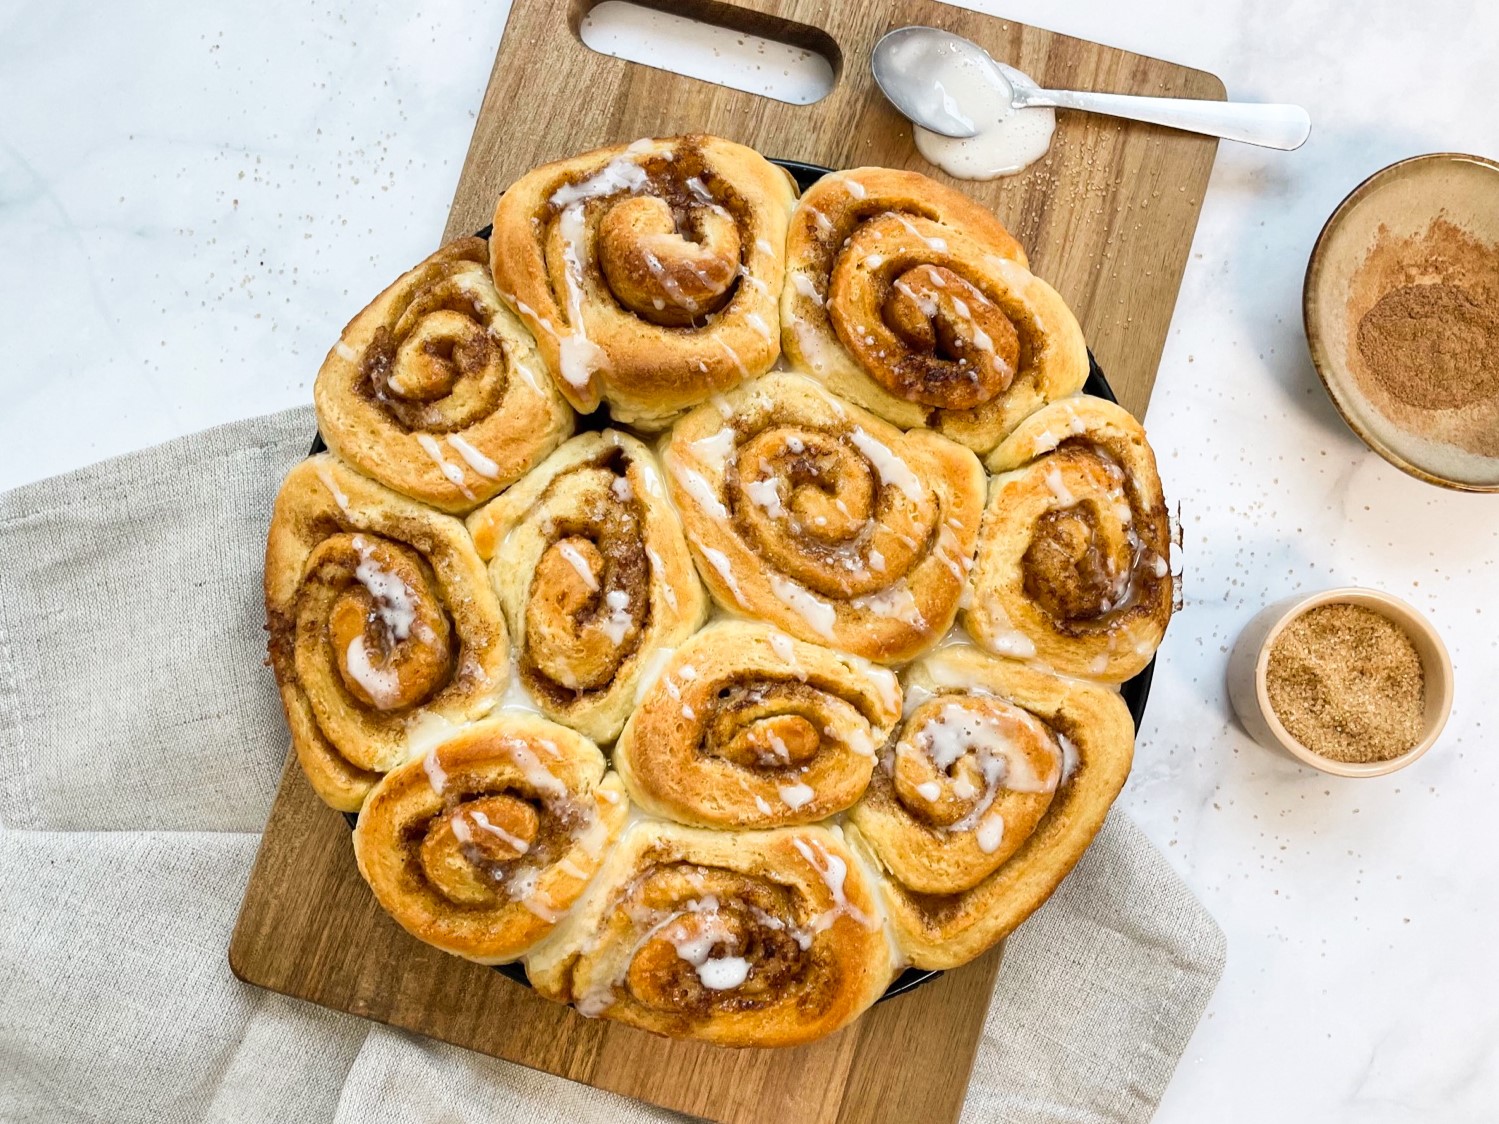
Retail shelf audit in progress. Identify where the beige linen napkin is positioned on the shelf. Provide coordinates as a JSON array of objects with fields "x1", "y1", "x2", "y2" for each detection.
[{"x1": 0, "y1": 409, "x2": 1225, "y2": 1124}]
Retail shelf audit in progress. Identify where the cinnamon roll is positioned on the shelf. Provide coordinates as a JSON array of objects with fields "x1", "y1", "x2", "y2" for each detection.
[
  {"x1": 966, "y1": 397, "x2": 1173, "y2": 681},
  {"x1": 663, "y1": 373, "x2": 987, "y2": 664},
  {"x1": 314, "y1": 237, "x2": 574, "y2": 513},
  {"x1": 525, "y1": 821, "x2": 894, "y2": 1047},
  {"x1": 614, "y1": 621, "x2": 902, "y2": 828},
  {"x1": 490, "y1": 135, "x2": 796, "y2": 429},
  {"x1": 466, "y1": 430, "x2": 708, "y2": 743},
  {"x1": 353, "y1": 713, "x2": 628, "y2": 964},
  {"x1": 781, "y1": 168, "x2": 1088, "y2": 453},
  {"x1": 848, "y1": 644, "x2": 1133, "y2": 969},
  {"x1": 264, "y1": 454, "x2": 508, "y2": 811}
]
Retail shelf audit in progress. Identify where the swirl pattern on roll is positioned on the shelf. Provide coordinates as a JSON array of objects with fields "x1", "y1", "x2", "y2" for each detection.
[
  {"x1": 466, "y1": 430, "x2": 708, "y2": 743},
  {"x1": 966, "y1": 397, "x2": 1173, "y2": 681},
  {"x1": 314, "y1": 238, "x2": 574, "y2": 513},
  {"x1": 781, "y1": 168, "x2": 1089, "y2": 454},
  {"x1": 614, "y1": 621, "x2": 902, "y2": 828},
  {"x1": 490, "y1": 135, "x2": 796, "y2": 428},
  {"x1": 353, "y1": 714, "x2": 628, "y2": 963},
  {"x1": 663, "y1": 372, "x2": 987, "y2": 664},
  {"x1": 848, "y1": 645, "x2": 1134, "y2": 970},
  {"x1": 264, "y1": 455, "x2": 509, "y2": 811},
  {"x1": 525, "y1": 821, "x2": 893, "y2": 1047}
]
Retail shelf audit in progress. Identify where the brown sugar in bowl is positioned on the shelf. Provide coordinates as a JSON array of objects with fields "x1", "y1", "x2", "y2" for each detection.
[
  {"x1": 1304, "y1": 152, "x2": 1499, "y2": 491},
  {"x1": 1226, "y1": 587, "x2": 1454, "y2": 777}
]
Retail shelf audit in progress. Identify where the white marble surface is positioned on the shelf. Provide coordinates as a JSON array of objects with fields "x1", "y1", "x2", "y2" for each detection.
[{"x1": 4, "y1": 0, "x2": 1498, "y2": 1119}]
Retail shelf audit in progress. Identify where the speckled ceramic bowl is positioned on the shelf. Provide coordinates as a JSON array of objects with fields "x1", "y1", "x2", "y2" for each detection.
[
  {"x1": 1226, "y1": 587, "x2": 1453, "y2": 777},
  {"x1": 1303, "y1": 152, "x2": 1499, "y2": 492}
]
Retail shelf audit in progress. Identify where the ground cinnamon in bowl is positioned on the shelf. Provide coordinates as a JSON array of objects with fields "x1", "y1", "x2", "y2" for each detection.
[
  {"x1": 1264, "y1": 603, "x2": 1426, "y2": 764},
  {"x1": 1346, "y1": 215, "x2": 1499, "y2": 462}
]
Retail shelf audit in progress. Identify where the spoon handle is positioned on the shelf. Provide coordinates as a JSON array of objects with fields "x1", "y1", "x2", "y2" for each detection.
[{"x1": 1020, "y1": 89, "x2": 1311, "y2": 150}]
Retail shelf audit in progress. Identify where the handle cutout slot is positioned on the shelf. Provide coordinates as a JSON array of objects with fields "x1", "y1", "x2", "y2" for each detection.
[{"x1": 575, "y1": 0, "x2": 839, "y2": 106}]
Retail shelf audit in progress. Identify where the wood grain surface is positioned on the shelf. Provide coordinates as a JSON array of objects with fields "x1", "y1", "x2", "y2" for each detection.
[{"x1": 231, "y1": 1, "x2": 1221, "y2": 1121}]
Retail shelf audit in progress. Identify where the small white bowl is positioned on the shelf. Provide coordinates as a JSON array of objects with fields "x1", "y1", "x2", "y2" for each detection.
[{"x1": 1226, "y1": 587, "x2": 1453, "y2": 777}]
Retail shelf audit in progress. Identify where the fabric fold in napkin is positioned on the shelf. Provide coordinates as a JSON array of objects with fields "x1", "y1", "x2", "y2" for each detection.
[{"x1": 0, "y1": 410, "x2": 1225, "y2": 1124}]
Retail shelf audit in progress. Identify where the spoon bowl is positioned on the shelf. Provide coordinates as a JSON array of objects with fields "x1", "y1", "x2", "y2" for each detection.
[{"x1": 872, "y1": 26, "x2": 1311, "y2": 151}]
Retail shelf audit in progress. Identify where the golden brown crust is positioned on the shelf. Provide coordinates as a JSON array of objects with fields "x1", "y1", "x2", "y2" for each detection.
[
  {"x1": 968, "y1": 397, "x2": 1173, "y2": 681},
  {"x1": 314, "y1": 238, "x2": 574, "y2": 513},
  {"x1": 614, "y1": 621, "x2": 902, "y2": 828},
  {"x1": 264, "y1": 455, "x2": 509, "y2": 811},
  {"x1": 781, "y1": 168, "x2": 1088, "y2": 453},
  {"x1": 353, "y1": 714, "x2": 628, "y2": 963},
  {"x1": 525, "y1": 821, "x2": 895, "y2": 1047},
  {"x1": 490, "y1": 135, "x2": 796, "y2": 428},
  {"x1": 852, "y1": 646, "x2": 1134, "y2": 969},
  {"x1": 663, "y1": 373, "x2": 987, "y2": 664},
  {"x1": 465, "y1": 431, "x2": 707, "y2": 743}
]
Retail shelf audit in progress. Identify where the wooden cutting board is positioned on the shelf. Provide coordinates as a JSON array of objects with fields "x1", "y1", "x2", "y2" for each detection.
[{"x1": 230, "y1": 2, "x2": 1222, "y2": 1121}]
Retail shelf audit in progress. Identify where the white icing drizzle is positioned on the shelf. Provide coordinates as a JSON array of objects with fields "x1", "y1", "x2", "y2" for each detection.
[
  {"x1": 550, "y1": 153, "x2": 649, "y2": 208},
  {"x1": 769, "y1": 576, "x2": 838, "y2": 640},
  {"x1": 556, "y1": 203, "x2": 610, "y2": 390},
  {"x1": 314, "y1": 461, "x2": 354, "y2": 518},
  {"x1": 499, "y1": 674, "x2": 542, "y2": 714},
  {"x1": 742, "y1": 477, "x2": 784, "y2": 518},
  {"x1": 695, "y1": 541, "x2": 745, "y2": 603},
  {"x1": 975, "y1": 813, "x2": 1006, "y2": 854},
  {"x1": 895, "y1": 214, "x2": 948, "y2": 253},
  {"x1": 466, "y1": 809, "x2": 532, "y2": 854},
  {"x1": 744, "y1": 312, "x2": 774, "y2": 343},
  {"x1": 754, "y1": 794, "x2": 774, "y2": 816},
  {"x1": 415, "y1": 433, "x2": 477, "y2": 500},
  {"x1": 848, "y1": 428, "x2": 925, "y2": 502},
  {"x1": 1044, "y1": 465, "x2": 1075, "y2": 505},
  {"x1": 778, "y1": 782, "x2": 815, "y2": 810},
  {"x1": 633, "y1": 646, "x2": 677, "y2": 706},
  {"x1": 335, "y1": 340, "x2": 359, "y2": 362},
  {"x1": 600, "y1": 589, "x2": 633, "y2": 646},
  {"x1": 669, "y1": 455, "x2": 730, "y2": 521},
  {"x1": 843, "y1": 177, "x2": 867, "y2": 199},
  {"x1": 507, "y1": 740, "x2": 567, "y2": 797},
  {"x1": 644, "y1": 546, "x2": 679, "y2": 611},
  {"x1": 611, "y1": 474, "x2": 634, "y2": 502},
  {"x1": 350, "y1": 536, "x2": 417, "y2": 641},
  {"x1": 1058, "y1": 732, "x2": 1081, "y2": 781},
  {"x1": 766, "y1": 630, "x2": 805, "y2": 680},
  {"x1": 556, "y1": 542, "x2": 601, "y2": 591},
  {"x1": 445, "y1": 434, "x2": 501, "y2": 480},
  {"x1": 344, "y1": 635, "x2": 402, "y2": 708},
  {"x1": 791, "y1": 837, "x2": 876, "y2": 932},
  {"x1": 791, "y1": 272, "x2": 824, "y2": 307},
  {"x1": 713, "y1": 336, "x2": 750, "y2": 378},
  {"x1": 850, "y1": 582, "x2": 929, "y2": 632},
  {"x1": 422, "y1": 744, "x2": 449, "y2": 796}
]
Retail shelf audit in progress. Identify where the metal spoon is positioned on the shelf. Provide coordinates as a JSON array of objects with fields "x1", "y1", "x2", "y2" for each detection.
[{"x1": 872, "y1": 26, "x2": 1311, "y2": 151}]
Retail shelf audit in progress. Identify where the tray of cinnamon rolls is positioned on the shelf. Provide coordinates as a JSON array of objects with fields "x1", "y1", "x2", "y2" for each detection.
[{"x1": 263, "y1": 134, "x2": 1175, "y2": 1049}]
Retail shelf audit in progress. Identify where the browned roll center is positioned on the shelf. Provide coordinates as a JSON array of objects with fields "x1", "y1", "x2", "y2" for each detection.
[
  {"x1": 710, "y1": 695, "x2": 825, "y2": 770},
  {"x1": 1020, "y1": 448, "x2": 1137, "y2": 626},
  {"x1": 622, "y1": 864, "x2": 805, "y2": 1013},
  {"x1": 828, "y1": 215, "x2": 1023, "y2": 411},
  {"x1": 357, "y1": 251, "x2": 512, "y2": 433},
  {"x1": 890, "y1": 696, "x2": 1059, "y2": 846},
  {"x1": 598, "y1": 195, "x2": 742, "y2": 326},
  {"x1": 521, "y1": 479, "x2": 651, "y2": 694},
  {"x1": 731, "y1": 426, "x2": 935, "y2": 599},
  {"x1": 418, "y1": 794, "x2": 541, "y2": 905},
  {"x1": 315, "y1": 535, "x2": 455, "y2": 711}
]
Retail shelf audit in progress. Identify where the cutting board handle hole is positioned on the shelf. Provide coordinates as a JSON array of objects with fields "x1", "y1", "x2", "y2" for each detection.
[{"x1": 575, "y1": 0, "x2": 839, "y2": 106}]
